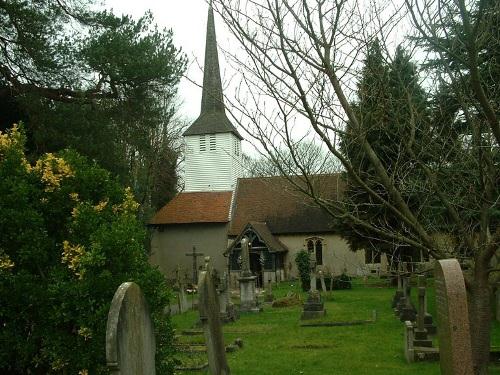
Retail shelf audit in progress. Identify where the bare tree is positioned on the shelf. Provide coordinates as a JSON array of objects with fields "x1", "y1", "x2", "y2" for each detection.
[{"x1": 212, "y1": 0, "x2": 499, "y2": 373}]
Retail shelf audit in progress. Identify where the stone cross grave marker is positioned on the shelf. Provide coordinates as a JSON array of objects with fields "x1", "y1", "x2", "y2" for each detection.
[
  {"x1": 198, "y1": 256, "x2": 231, "y2": 375},
  {"x1": 301, "y1": 254, "x2": 325, "y2": 320},
  {"x1": 186, "y1": 246, "x2": 204, "y2": 285},
  {"x1": 434, "y1": 259, "x2": 473, "y2": 375},
  {"x1": 238, "y1": 237, "x2": 260, "y2": 312},
  {"x1": 106, "y1": 282, "x2": 156, "y2": 375},
  {"x1": 413, "y1": 275, "x2": 432, "y2": 347},
  {"x1": 310, "y1": 259, "x2": 317, "y2": 292}
]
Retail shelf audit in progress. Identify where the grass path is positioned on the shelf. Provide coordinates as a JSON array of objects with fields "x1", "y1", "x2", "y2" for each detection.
[{"x1": 172, "y1": 279, "x2": 500, "y2": 374}]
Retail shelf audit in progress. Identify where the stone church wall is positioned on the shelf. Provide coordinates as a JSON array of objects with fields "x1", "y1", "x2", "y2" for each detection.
[
  {"x1": 277, "y1": 234, "x2": 367, "y2": 278},
  {"x1": 149, "y1": 223, "x2": 229, "y2": 282}
]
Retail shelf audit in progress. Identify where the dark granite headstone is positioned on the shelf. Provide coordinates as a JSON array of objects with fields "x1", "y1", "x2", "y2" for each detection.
[
  {"x1": 106, "y1": 282, "x2": 156, "y2": 375},
  {"x1": 434, "y1": 259, "x2": 473, "y2": 375}
]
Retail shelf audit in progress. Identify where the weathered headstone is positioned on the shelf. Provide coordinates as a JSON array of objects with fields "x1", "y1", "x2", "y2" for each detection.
[
  {"x1": 399, "y1": 276, "x2": 417, "y2": 322},
  {"x1": 176, "y1": 266, "x2": 189, "y2": 313},
  {"x1": 319, "y1": 270, "x2": 327, "y2": 292},
  {"x1": 238, "y1": 237, "x2": 261, "y2": 313},
  {"x1": 198, "y1": 257, "x2": 231, "y2": 375},
  {"x1": 413, "y1": 275, "x2": 432, "y2": 347},
  {"x1": 404, "y1": 320, "x2": 415, "y2": 363},
  {"x1": 301, "y1": 257, "x2": 326, "y2": 320},
  {"x1": 106, "y1": 282, "x2": 156, "y2": 375},
  {"x1": 434, "y1": 259, "x2": 473, "y2": 375},
  {"x1": 264, "y1": 279, "x2": 274, "y2": 302},
  {"x1": 392, "y1": 263, "x2": 404, "y2": 308},
  {"x1": 219, "y1": 271, "x2": 238, "y2": 322}
]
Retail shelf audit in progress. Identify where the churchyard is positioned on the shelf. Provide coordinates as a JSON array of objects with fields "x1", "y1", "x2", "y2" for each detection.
[{"x1": 169, "y1": 278, "x2": 500, "y2": 374}]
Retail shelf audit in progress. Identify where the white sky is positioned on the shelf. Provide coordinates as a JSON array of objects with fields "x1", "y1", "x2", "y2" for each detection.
[{"x1": 104, "y1": 0, "x2": 234, "y2": 124}]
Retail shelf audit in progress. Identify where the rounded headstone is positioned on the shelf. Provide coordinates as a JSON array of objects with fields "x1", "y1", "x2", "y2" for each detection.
[{"x1": 106, "y1": 282, "x2": 156, "y2": 375}]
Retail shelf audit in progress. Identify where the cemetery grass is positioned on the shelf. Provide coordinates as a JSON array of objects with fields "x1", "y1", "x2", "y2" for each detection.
[{"x1": 172, "y1": 278, "x2": 500, "y2": 375}]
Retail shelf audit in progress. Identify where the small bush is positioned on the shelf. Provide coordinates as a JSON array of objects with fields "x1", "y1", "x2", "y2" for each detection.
[{"x1": 294, "y1": 250, "x2": 310, "y2": 291}]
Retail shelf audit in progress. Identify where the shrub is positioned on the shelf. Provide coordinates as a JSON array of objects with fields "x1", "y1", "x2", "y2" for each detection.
[
  {"x1": 0, "y1": 125, "x2": 175, "y2": 374},
  {"x1": 294, "y1": 250, "x2": 310, "y2": 291}
]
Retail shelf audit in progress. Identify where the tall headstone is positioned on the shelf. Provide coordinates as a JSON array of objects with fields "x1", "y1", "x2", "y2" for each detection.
[
  {"x1": 219, "y1": 271, "x2": 238, "y2": 322},
  {"x1": 434, "y1": 259, "x2": 473, "y2": 375},
  {"x1": 392, "y1": 262, "x2": 404, "y2": 308},
  {"x1": 301, "y1": 257, "x2": 326, "y2": 320},
  {"x1": 198, "y1": 257, "x2": 231, "y2": 375},
  {"x1": 238, "y1": 237, "x2": 261, "y2": 313},
  {"x1": 176, "y1": 266, "x2": 189, "y2": 313},
  {"x1": 106, "y1": 282, "x2": 156, "y2": 375},
  {"x1": 399, "y1": 276, "x2": 417, "y2": 322}
]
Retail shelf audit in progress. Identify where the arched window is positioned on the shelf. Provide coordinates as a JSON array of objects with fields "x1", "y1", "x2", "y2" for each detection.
[
  {"x1": 315, "y1": 240, "x2": 323, "y2": 265},
  {"x1": 305, "y1": 237, "x2": 324, "y2": 266}
]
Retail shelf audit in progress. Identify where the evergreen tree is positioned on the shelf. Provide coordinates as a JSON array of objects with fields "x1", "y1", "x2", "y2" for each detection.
[{"x1": 339, "y1": 42, "x2": 432, "y2": 264}]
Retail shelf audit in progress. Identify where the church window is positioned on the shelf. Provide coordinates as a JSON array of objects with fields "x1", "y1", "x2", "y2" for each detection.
[
  {"x1": 315, "y1": 240, "x2": 323, "y2": 265},
  {"x1": 306, "y1": 237, "x2": 324, "y2": 266},
  {"x1": 199, "y1": 135, "x2": 207, "y2": 152},
  {"x1": 209, "y1": 134, "x2": 216, "y2": 150}
]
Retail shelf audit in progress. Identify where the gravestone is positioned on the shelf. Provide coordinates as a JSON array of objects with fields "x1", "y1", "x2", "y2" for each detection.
[
  {"x1": 399, "y1": 277, "x2": 417, "y2": 322},
  {"x1": 392, "y1": 263, "x2": 404, "y2": 308},
  {"x1": 176, "y1": 266, "x2": 189, "y2": 313},
  {"x1": 434, "y1": 259, "x2": 473, "y2": 375},
  {"x1": 264, "y1": 279, "x2": 274, "y2": 302},
  {"x1": 301, "y1": 258, "x2": 326, "y2": 320},
  {"x1": 106, "y1": 282, "x2": 156, "y2": 375},
  {"x1": 198, "y1": 257, "x2": 231, "y2": 375},
  {"x1": 404, "y1": 320, "x2": 415, "y2": 363},
  {"x1": 238, "y1": 237, "x2": 261, "y2": 313},
  {"x1": 413, "y1": 275, "x2": 432, "y2": 347},
  {"x1": 219, "y1": 271, "x2": 238, "y2": 322},
  {"x1": 319, "y1": 270, "x2": 327, "y2": 292}
]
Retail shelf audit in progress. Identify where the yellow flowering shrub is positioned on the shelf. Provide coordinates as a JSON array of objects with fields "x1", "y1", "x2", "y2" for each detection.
[
  {"x1": 0, "y1": 124, "x2": 23, "y2": 158},
  {"x1": 33, "y1": 153, "x2": 75, "y2": 192},
  {"x1": 61, "y1": 240, "x2": 86, "y2": 279},
  {"x1": 0, "y1": 253, "x2": 14, "y2": 271},
  {"x1": 77, "y1": 327, "x2": 92, "y2": 341},
  {"x1": 112, "y1": 187, "x2": 140, "y2": 214},
  {"x1": 0, "y1": 126, "x2": 174, "y2": 374}
]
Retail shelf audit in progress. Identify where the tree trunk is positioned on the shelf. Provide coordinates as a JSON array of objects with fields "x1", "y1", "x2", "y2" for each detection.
[{"x1": 468, "y1": 269, "x2": 491, "y2": 375}]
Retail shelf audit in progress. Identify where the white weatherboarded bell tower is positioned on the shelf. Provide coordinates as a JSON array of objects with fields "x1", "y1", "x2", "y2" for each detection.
[{"x1": 183, "y1": 5, "x2": 243, "y2": 192}]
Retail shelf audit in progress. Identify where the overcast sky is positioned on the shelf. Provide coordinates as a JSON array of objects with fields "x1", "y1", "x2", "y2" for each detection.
[{"x1": 105, "y1": 0, "x2": 234, "y2": 122}]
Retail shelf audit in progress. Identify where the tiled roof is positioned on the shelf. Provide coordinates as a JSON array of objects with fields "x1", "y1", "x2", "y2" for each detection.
[
  {"x1": 228, "y1": 175, "x2": 344, "y2": 236},
  {"x1": 225, "y1": 221, "x2": 288, "y2": 255},
  {"x1": 183, "y1": 112, "x2": 243, "y2": 139},
  {"x1": 149, "y1": 191, "x2": 233, "y2": 225}
]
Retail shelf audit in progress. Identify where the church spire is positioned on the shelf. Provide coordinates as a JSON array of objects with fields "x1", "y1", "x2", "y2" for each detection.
[
  {"x1": 201, "y1": 2, "x2": 224, "y2": 113},
  {"x1": 183, "y1": 2, "x2": 242, "y2": 139}
]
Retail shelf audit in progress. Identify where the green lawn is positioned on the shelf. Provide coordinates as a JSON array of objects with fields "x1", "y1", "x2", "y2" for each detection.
[{"x1": 172, "y1": 279, "x2": 500, "y2": 374}]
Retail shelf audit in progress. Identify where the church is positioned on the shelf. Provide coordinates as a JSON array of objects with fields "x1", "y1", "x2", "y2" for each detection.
[{"x1": 148, "y1": 4, "x2": 368, "y2": 287}]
